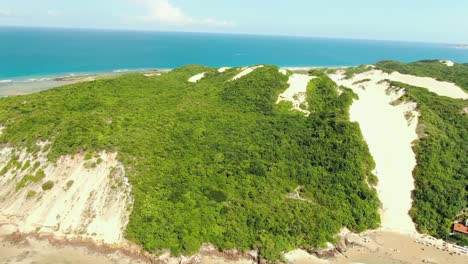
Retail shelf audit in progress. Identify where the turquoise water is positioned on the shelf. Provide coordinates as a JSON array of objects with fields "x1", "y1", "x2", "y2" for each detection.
[{"x1": 1, "y1": 26, "x2": 468, "y2": 79}]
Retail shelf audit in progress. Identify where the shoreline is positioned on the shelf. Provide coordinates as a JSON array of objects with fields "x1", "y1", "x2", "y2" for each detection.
[
  {"x1": 0, "y1": 69, "x2": 169, "y2": 97},
  {"x1": 0, "y1": 65, "x2": 355, "y2": 83},
  {"x1": 1, "y1": 225, "x2": 466, "y2": 264}
]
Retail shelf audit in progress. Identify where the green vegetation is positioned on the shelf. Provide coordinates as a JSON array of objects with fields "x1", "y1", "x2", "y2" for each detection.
[
  {"x1": 21, "y1": 160, "x2": 31, "y2": 171},
  {"x1": 389, "y1": 81, "x2": 467, "y2": 245},
  {"x1": 66, "y1": 180, "x2": 74, "y2": 190},
  {"x1": 376, "y1": 60, "x2": 468, "y2": 91},
  {"x1": 343, "y1": 65, "x2": 373, "y2": 79},
  {"x1": 353, "y1": 79, "x2": 371, "y2": 85},
  {"x1": 26, "y1": 190, "x2": 37, "y2": 199},
  {"x1": 15, "y1": 170, "x2": 46, "y2": 191},
  {"x1": 0, "y1": 65, "x2": 379, "y2": 259},
  {"x1": 371, "y1": 60, "x2": 467, "y2": 245},
  {"x1": 42, "y1": 180, "x2": 54, "y2": 191}
]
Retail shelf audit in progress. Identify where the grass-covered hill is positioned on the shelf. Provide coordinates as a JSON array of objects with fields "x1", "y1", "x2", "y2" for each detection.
[{"x1": 0, "y1": 65, "x2": 380, "y2": 260}]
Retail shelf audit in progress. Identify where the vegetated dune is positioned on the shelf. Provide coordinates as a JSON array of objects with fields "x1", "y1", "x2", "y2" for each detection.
[
  {"x1": 188, "y1": 72, "x2": 206, "y2": 83},
  {"x1": 276, "y1": 73, "x2": 315, "y2": 115},
  {"x1": 0, "y1": 143, "x2": 132, "y2": 244},
  {"x1": 230, "y1": 65, "x2": 264, "y2": 80},
  {"x1": 361, "y1": 69, "x2": 467, "y2": 99},
  {"x1": 329, "y1": 70, "x2": 419, "y2": 233}
]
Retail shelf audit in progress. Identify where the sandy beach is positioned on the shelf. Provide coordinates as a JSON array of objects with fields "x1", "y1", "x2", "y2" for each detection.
[{"x1": 0, "y1": 69, "x2": 167, "y2": 97}]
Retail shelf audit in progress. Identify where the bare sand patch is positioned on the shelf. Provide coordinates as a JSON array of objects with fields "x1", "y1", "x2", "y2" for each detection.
[
  {"x1": 188, "y1": 72, "x2": 206, "y2": 83},
  {"x1": 440, "y1": 60, "x2": 455, "y2": 67},
  {"x1": 218, "y1": 67, "x2": 231, "y2": 73},
  {"x1": 279, "y1": 69, "x2": 288, "y2": 75},
  {"x1": 0, "y1": 145, "x2": 132, "y2": 244},
  {"x1": 353, "y1": 69, "x2": 467, "y2": 99},
  {"x1": 330, "y1": 72, "x2": 418, "y2": 233},
  {"x1": 231, "y1": 65, "x2": 264, "y2": 81},
  {"x1": 276, "y1": 73, "x2": 315, "y2": 115}
]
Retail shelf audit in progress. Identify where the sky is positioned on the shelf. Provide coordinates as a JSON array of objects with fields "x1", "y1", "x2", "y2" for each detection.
[{"x1": 0, "y1": 0, "x2": 467, "y2": 44}]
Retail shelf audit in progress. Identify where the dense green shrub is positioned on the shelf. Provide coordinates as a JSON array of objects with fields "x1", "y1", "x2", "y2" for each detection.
[
  {"x1": 389, "y1": 81, "x2": 467, "y2": 245},
  {"x1": 0, "y1": 65, "x2": 379, "y2": 260},
  {"x1": 42, "y1": 181, "x2": 54, "y2": 191}
]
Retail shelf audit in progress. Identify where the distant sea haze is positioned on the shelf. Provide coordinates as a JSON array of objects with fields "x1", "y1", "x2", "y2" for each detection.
[{"x1": 1, "y1": 27, "x2": 468, "y2": 79}]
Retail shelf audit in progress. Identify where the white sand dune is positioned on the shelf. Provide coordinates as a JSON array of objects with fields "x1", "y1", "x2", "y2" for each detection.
[
  {"x1": 440, "y1": 60, "x2": 455, "y2": 67},
  {"x1": 231, "y1": 65, "x2": 264, "y2": 81},
  {"x1": 276, "y1": 74, "x2": 315, "y2": 115},
  {"x1": 330, "y1": 71, "x2": 419, "y2": 233},
  {"x1": 356, "y1": 69, "x2": 467, "y2": 99},
  {"x1": 218, "y1": 67, "x2": 231, "y2": 73},
  {"x1": 188, "y1": 72, "x2": 206, "y2": 83},
  {"x1": 0, "y1": 145, "x2": 132, "y2": 244}
]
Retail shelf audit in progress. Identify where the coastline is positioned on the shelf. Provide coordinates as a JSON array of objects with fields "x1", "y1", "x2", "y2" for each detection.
[
  {"x1": 0, "y1": 69, "x2": 168, "y2": 97},
  {"x1": 1, "y1": 64, "x2": 467, "y2": 264},
  {"x1": 2, "y1": 225, "x2": 466, "y2": 264}
]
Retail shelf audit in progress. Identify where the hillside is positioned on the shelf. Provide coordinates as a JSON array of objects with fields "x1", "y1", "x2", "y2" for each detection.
[
  {"x1": 343, "y1": 60, "x2": 468, "y2": 245},
  {"x1": 0, "y1": 65, "x2": 380, "y2": 260},
  {"x1": 0, "y1": 61, "x2": 467, "y2": 262}
]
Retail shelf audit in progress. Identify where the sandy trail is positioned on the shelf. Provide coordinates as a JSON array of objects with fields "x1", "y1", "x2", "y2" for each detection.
[
  {"x1": 231, "y1": 65, "x2": 264, "y2": 80},
  {"x1": 188, "y1": 72, "x2": 206, "y2": 83},
  {"x1": 330, "y1": 71, "x2": 419, "y2": 233},
  {"x1": 276, "y1": 73, "x2": 315, "y2": 115}
]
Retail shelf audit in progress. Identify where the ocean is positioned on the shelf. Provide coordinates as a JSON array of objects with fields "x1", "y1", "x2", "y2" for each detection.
[{"x1": 1, "y1": 26, "x2": 468, "y2": 80}]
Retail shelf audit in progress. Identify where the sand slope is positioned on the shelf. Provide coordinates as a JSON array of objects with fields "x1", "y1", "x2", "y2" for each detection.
[
  {"x1": 0, "y1": 145, "x2": 132, "y2": 244},
  {"x1": 330, "y1": 71, "x2": 419, "y2": 233},
  {"x1": 440, "y1": 60, "x2": 455, "y2": 67},
  {"x1": 218, "y1": 67, "x2": 231, "y2": 73},
  {"x1": 188, "y1": 72, "x2": 206, "y2": 83},
  {"x1": 231, "y1": 65, "x2": 264, "y2": 80},
  {"x1": 276, "y1": 74, "x2": 315, "y2": 115},
  {"x1": 362, "y1": 69, "x2": 467, "y2": 99}
]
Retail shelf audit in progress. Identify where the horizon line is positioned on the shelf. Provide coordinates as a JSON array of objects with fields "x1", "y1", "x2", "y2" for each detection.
[{"x1": 0, "y1": 24, "x2": 465, "y2": 46}]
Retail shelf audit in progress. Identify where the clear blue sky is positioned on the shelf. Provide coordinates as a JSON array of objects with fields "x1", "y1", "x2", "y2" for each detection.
[{"x1": 0, "y1": 0, "x2": 467, "y2": 44}]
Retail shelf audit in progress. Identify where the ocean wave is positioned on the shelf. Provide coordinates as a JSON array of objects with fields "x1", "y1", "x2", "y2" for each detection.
[
  {"x1": 0, "y1": 80, "x2": 12, "y2": 83},
  {"x1": 113, "y1": 69, "x2": 129, "y2": 73}
]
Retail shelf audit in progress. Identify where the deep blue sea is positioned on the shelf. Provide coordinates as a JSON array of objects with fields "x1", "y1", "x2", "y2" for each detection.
[{"x1": 1, "y1": 27, "x2": 468, "y2": 80}]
